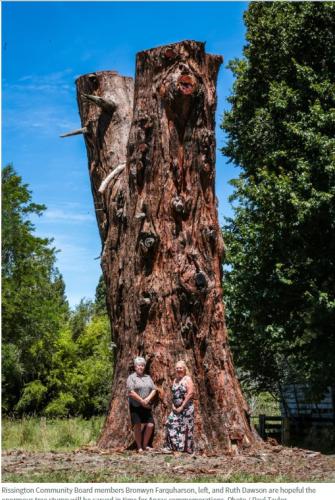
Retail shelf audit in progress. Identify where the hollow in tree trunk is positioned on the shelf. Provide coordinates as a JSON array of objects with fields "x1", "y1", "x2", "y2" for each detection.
[{"x1": 76, "y1": 41, "x2": 257, "y2": 453}]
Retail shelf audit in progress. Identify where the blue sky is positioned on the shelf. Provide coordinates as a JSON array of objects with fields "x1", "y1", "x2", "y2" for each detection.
[{"x1": 2, "y1": 1, "x2": 248, "y2": 307}]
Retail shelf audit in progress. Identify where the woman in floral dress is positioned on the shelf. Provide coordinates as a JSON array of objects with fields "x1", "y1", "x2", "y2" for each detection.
[{"x1": 165, "y1": 360, "x2": 195, "y2": 453}]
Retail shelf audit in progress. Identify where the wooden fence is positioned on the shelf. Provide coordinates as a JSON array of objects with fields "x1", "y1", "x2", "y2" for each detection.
[{"x1": 254, "y1": 414, "x2": 335, "y2": 444}]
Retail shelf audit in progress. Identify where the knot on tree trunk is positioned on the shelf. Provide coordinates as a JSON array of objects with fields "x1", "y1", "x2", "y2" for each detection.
[
  {"x1": 195, "y1": 271, "x2": 208, "y2": 290},
  {"x1": 159, "y1": 65, "x2": 201, "y2": 140}
]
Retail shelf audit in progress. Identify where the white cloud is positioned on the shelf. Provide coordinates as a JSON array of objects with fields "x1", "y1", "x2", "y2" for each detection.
[
  {"x1": 3, "y1": 67, "x2": 79, "y2": 137},
  {"x1": 32, "y1": 228, "x2": 101, "y2": 307},
  {"x1": 44, "y1": 208, "x2": 95, "y2": 223},
  {"x1": 4, "y1": 71, "x2": 74, "y2": 98},
  {"x1": 54, "y1": 238, "x2": 101, "y2": 308},
  {"x1": 3, "y1": 96, "x2": 79, "y2": 137},
  {"x1": 15, "y1": 68, "x2": 74, "y2": 88}
]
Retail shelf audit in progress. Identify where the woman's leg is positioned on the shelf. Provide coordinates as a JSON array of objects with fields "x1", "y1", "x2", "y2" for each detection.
[
  {"x1": 183, "y1": 426, "x2": 189, "y2": 452},
  {"x1": 142, "y1": 422, "x2": 154, "y2": 449},
  {"x1": 134, "y1": 423, "x2": 143, "y2": 450},
  {"x1": 165, "y1": 413, "x2": 182, "y2": 451},
  {"x1": 184, "y1": 406, "x2": 194, "y2": 453}
]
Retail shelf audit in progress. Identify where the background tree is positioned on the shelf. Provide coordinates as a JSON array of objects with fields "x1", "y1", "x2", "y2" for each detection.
[
  {"x1": 221, "y1": 2, "x2": 335, "y2": 397},
  {"x1": 45, "y1": 305, "x2": 113, "y2": 418},
  {"x1": 45, "y1": 292, "x2": 113, "y2": 418},
  {"x1": 2, "y1": 166, "x2": 112, "y2": 416},
  {"x1": 94, "y1": 274, "x2": 108, "y2": 316},
  {"x1": 2, "y1": 164, "x2": 69, "y2": 412}
]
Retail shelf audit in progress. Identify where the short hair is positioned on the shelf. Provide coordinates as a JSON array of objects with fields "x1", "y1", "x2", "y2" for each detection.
[{"x1": 134, "y1": 356, "x2": 146, "y2": 367}]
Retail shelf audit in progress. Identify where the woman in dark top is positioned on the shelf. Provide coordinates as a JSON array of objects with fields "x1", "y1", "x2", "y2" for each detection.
[{"x1": 126, "y1": 356, "x2": 156, "y2": 452}]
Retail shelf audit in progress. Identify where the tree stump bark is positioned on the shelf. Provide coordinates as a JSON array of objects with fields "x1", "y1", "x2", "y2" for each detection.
[
  {"x1": 76, "y1": 41, "x2": 256, "y2": 453},
  {"x1": 76, "y1": 71, "x2": 134, "y2": 243}
]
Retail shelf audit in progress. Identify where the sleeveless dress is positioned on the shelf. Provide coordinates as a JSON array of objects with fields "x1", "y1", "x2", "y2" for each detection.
[{"x1": 165, "y1": 379, "x2": 194, "y2": 453}]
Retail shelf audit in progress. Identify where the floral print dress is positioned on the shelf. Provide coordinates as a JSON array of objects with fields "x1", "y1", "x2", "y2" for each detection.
[{"x1": 165, "y1": 378, "x2": 194, "y2": 453}]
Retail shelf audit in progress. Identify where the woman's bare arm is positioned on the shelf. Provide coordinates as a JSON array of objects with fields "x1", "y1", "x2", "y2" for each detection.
[
  {"x1": 128, "y1": 390, "x2": 149, "y2": 407},
  {"x1": 143, "y1": 389, "x2": 156, "y2": 405},
  {"x1": 174, "y1": 377, "x2": 194, "y2": 413}
]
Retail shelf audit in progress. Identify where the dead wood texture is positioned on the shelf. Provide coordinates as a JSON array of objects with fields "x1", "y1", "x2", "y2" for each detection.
[
  {"x1": 76, "y1": 71, "x2": 134, "y2": 243},
  {"x1": 76, "y1": 41, "x2": 256, "y2": 453}
]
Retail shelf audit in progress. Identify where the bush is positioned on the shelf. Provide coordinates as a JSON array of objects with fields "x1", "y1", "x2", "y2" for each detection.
[
  {"x1": 15, "y1": 380, "x2": 48, "y2": 414},
  {"x1": 44, "y1": 392, "x2": 75, "y2": 417}
]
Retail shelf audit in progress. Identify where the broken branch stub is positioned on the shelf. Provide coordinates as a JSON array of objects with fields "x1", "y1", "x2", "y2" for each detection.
[
  {"x1": 81, "y1": 93, "x2": 117, "y2": 114},
  {"x1": 60, "y1": 127, "x2": 87, "y2": 138}
]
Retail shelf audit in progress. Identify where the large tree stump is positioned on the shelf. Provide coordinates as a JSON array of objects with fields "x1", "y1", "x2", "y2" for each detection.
[{"x1": 76, "y1": 41, "x2": 257, "y2": 453}]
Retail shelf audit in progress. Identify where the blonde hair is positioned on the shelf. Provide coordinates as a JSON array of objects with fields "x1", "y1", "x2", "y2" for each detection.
[{"x1": 175, "y1": 360, "x2": 190, "y2": 376}]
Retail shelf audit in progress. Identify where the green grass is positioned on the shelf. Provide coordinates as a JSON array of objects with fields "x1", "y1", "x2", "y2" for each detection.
[
  {"x1": 2, "y1": 393, "x2": 278, "y2": 453},
  {"x1": 2, "y1": 416, "x2": 104, "y2": 451},
  {"x1": 1, "y1": 471, "x2": 293, "y2": 483}
]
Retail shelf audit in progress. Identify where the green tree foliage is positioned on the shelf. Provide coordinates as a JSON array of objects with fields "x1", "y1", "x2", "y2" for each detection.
[
  {"x1": 69, "y1": 298, "x2": 95, "y2": 341},
  {"x1": 221, "y1": 2, "x2": 335, "y2": 396},
  {"x1": 46, "y1": 300, "x2": 113, "y2": 417},
  {"x1": 2, "y1": 165, "x2": 69, "y2": 412},
  {"x1": 95, "y1": 274, "x2": 108, "y2": 315},
  {"x1": 2, "y1": 166, "x2": 113, "y2": 416}
]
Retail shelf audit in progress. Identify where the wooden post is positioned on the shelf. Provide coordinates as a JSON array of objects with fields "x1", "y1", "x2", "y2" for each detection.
[
  {"x1": 282, "y1": 417, "x2": 290, "y2": 444},
  {"x1": 259, "y1": 414, "x2": 266, "y2": 440}
]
